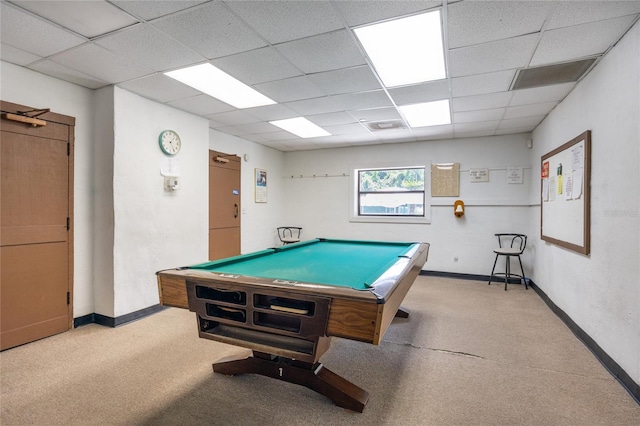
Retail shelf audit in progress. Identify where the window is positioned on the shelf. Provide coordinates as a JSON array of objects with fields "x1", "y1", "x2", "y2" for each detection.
[{"x1": 357, "y1": 167, "x2": 425, "y2": 217}]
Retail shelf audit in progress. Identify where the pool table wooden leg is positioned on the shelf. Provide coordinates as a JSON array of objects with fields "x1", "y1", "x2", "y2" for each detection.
[{"x1": 213, "y1": 351, "x2": 370, "y2": 412}]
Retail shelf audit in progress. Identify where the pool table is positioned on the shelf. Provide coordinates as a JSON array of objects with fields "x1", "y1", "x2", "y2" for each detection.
[{"x1": 156, "y1": 238, "x2": 429, "y2": 412}]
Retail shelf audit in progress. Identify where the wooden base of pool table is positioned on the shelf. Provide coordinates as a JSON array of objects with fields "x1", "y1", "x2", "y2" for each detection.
[{"x1": 213, "y1": 350, "x2": 369, "y2": 412}]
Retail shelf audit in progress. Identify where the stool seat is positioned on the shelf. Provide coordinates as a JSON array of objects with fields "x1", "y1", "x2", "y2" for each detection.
[
  {"x1": 494, "y1": 247, "x2": 522, "y2": 255},
  {"x1": 488, "y1": 233, "x2": 527, "y2": 291}
]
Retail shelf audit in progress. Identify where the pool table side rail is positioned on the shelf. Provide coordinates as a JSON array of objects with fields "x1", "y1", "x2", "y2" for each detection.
[{"x1": 327, "y1": 242, "x2": 429, "y2": 344}]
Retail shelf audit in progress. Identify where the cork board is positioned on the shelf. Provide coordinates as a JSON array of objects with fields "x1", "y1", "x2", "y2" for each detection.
[{"x1": 431, "y1": 163, "x2": 460, "y2": 197}]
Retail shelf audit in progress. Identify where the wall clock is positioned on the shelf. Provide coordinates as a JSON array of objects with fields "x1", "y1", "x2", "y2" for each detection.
[{"x1": 158, "y1": 130, "x2": 181, "y2": 155}]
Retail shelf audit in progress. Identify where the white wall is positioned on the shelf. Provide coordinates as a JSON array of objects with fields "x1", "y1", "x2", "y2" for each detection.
[
  {"x1": 282, "y1": 133, "x2": 534, "y2": 275},
  {"x1": 111, "y1": 88, "x2": 209, "y2": 316},
  {"x1": 530, "y1": 21, "x2": 640, "y2": 385},
  {"x1": 93, "y1": 86, "x2": 115, "y2": 316},
  {"x1": 209, "y1": 129, "x2": 286, "y2": 252},
  {"x1": 1, "y1": 61, "x2": 96, "y2": 317}
]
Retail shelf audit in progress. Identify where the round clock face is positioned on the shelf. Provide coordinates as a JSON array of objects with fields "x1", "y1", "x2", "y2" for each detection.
[{"x1": 159, "y1": 130, "x2": 181, "y2": 155}]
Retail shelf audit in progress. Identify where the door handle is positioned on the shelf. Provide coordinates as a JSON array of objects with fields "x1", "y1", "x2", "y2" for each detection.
[{"x1": 234, "y1": 203, "x2": 238, "y2": 218}]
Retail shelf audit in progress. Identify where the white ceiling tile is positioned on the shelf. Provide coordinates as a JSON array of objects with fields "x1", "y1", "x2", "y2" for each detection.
[
  {"x1": 28, "y1": 59, "x2": 109, "y2": 89},
  {"x1": 454, "y1": 129, "x2": 498, "y2": 138},
  {"x1": 348, "y1": 107, "x2": 403, "y2": 123},
  {"x1": 503, "y1": 102, "x2": 558, "y2": 120},
  {"x1": 111, "y1": 0, "x2": 209, "y2": 21},
  {"x1": 334, "y1": 1, "x2": 439, "y2": 27},
  {"x1": 454, "y1": 108, "x2": 505, "y2": 123},
  {"x1": 509, "y1": 83, "x2": 574, "y2": 106},
  {"x1": 212, "y1": 47, "x2": 302, "y2": 85},
  {"x1": 449, "y1": 34, "x2": 539, "y2": 77},
  {"x1": 454, "y1": 121, "x2": 499, "y2": 132},
  {"x1": 409, "y1": 124, "x2": 454, "y2": 139},
  {"x1": 242, "y1": 104, "x2": 299, "y2": 121},
  {"x1": 232, "y1": 122, "x2": 282, "y2": 134},
  {"x1": 0, "y1": 2, "x2": 86, "y2": 57},
  {"x1": 168, "y1": 95, "x2": 235, "y2": 116},
  {"x1": 207, "y1": 118, "x2": 226, "y2": 128},
  {"x1": 0, "y1": 43, "x2": 42, "y2": 66},
  {"x1": 152, "y1": 2, "x2": 267, "y2": 59},
  {"x1": 225, "y1": 0, "x2": 344, "y2": 44},
  {"x1": 452, "y1": 92, "x2": 513, "y2": 112},
  {"x1": 50, "y1": 43, "x2": 155, "y2": 83},
  {"x1": 494, "y1": 127, "x2": 533, "y2": 136},
  {"x1": 204, "y1": 110, "x2": 260, "y2": 126},
  {"x1": 307, "y1": 112, "x2": 358, "y2": 127},
  {"x1": 285, "y1": 97, "x2": 343, "y2": 116},
  {"x1": 276, "y1": 30, "x2": 366, "y2": 74},
  {"x1": 95, "y1": 25, "x2": 205, "y2": 72},
  {"x1": 307, "y1": 66, "x2": 382, "y2": 96},
  {"x1": 324, "y1": 123, "x2": 369, "y2": 136},
  {"x1": 370, "y1": 128, "x2": 415, "y2": 140},
  {"x1": 215, "y1": 125, "x2": 252, "y2": 137},
  {"x1": 451, "y1": 70, "x2": 516, "y2": 97},
  {"x1": 117, "y1": 74, "x2": 201, "y2": 103},
  {"x1": 241, "y1": 134, "x2": 271, "y2": 144},
  {"x1": 388, "y1": 80, "x2": 450, "y2": 106},
  {"x1": 331, "y1": 90, "x2": 393, "y2": 111},
  {"x1": 11, "y1": 0, "x2": 139, "y2": 38},
  {"x1": 257, "y1": 131, "x2": 299, "y2": 141},
  {"x1": 497, "y1": 116, "x2": 545, "y2": 129},
  {"x1": 253, "y1": 76, "x2": 325, "y2": 103},
  {"x1": 447, "y1": 1, "x2": 553, "y2": 48},
  {"x1": 530, "y1": 15, "x2": 638, "y2": 66},
  {"x1": 546, "y1": 1, "x2": 640, "y2": 30},
  {"x1": 337, "y1": 133, "x2": 381, "y2": 144}
]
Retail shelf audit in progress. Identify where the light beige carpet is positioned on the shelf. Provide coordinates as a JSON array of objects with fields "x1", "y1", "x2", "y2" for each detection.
[{"x1": 1, "y1": 276, "x2": 638, "y2": 425}]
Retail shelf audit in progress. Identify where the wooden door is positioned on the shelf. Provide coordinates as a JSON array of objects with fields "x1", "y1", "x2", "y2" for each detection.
[
  {"x1": 209, "y1": 150, "x2": 241, "y2": 260},
  {"x1": 1, "y1": 101, "x2": 74, "y2": 350}
]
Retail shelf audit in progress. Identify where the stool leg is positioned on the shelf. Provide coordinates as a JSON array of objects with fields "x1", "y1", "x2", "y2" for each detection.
[
  {"x1": 517, "y1": 255, "x2": 527, "y2": 289},
  {"x1": 488, "y1": 254, "x2": 499, "y2": 286},
  {"x1": 504, "y1": 255, "x2": 510, "y2": 291}
]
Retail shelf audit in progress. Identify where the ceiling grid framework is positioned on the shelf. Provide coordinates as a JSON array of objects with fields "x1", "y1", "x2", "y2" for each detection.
[{"x1": 1, "y1": 0, "x2": 639, "y2": 151}]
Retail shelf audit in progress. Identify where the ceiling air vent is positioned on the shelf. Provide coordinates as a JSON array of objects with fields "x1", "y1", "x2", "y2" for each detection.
[
  {"x1": 364, "y1": 120, "x2": 407, "y2": 132},
  {"x1": 511, "y1": 58, "x2": 597, "y2": 90}
]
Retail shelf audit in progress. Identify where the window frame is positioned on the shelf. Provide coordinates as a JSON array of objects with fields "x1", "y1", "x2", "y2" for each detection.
[{"x1": 349, "y1": 162, "x2": 431, "y2": 224}]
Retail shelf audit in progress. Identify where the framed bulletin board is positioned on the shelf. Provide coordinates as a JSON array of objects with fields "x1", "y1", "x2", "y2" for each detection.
[{"x1": 541, "y1": 131, "x2": 591, "y2": 254}]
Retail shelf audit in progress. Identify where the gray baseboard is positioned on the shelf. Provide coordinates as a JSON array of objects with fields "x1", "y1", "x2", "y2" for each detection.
[{"x1": 73, "y1": 304, "x2": 166, "y2": 328}]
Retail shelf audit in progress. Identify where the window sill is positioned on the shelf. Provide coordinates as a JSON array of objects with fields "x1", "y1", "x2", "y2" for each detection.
[{"x1": 349, "y1": 215, "x2": 430, "y2": 224}]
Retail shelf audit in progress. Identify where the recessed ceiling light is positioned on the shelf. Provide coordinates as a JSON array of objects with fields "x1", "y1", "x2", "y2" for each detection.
[
  {"x1": 399, "y1": 100, "x2": 451, "y2": 127},
  {"x1": 354, "y1": 10, "x2": 446, "y2": 88},
  {"x1": 165, "y1": 63, "x2": 275, "y2": 109},
  {"x1": 270, "y1": 117, "x2": 331, "y2": 138}
]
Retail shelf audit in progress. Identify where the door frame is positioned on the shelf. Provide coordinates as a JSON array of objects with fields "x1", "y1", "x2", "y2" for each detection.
[{"x1": 1, "y1": 100, "x2": 75, "y2": 329}]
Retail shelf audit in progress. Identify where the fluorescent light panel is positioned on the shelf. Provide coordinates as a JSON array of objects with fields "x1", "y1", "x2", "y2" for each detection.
[
  {"x1": 354, "y1": 10, "x2": 446, "y2": 88},
  {"x1": 399, "y1": 99, "x2": 451, "y2": 127},
  {"x1": 165, "y1": 63, "x2": 275, "y2": 109},
  {"x1": 270, "y1": 117, "x2": 331, "y2": 138}
]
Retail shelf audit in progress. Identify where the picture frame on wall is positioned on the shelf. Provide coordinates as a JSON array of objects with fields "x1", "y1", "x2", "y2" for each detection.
[{"x1": 255, "y1": 168, "x2": 267, "y2": 203}]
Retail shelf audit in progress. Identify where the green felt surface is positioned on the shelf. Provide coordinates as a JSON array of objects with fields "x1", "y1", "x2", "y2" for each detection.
[{"x1": 190, "y1": 239, "x2": 416, "y2": 290}]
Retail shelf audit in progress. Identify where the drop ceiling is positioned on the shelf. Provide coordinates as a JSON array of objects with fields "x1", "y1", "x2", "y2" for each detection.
[{"x1": 1, "y1": 0, "x2": 638, "y2": 151}]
